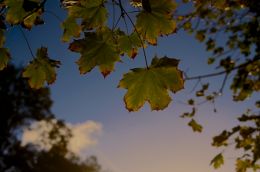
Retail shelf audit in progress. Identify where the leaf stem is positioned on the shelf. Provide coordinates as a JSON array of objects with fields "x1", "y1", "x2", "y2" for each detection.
[
  {"x1": 185, "y1": 58, "x2": 259, "y2": 81},
  {"x1": 118, "y1": 0, "x2": 149, "y2": 69},
  {"x1": 45, "y1": 10, "x2": 64, "y2": 23},
  {"x1": 18, "y1": 26, "x2": 35, "y2": 58}
]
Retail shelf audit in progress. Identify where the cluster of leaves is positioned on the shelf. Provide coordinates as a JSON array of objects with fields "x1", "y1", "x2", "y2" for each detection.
[
  {"x1": 181, "y1": 0, "x2": 260, "y2": 101},
  {"x1": 0, "y1": 65, "x2": 102, "y2": 172},
  {"x1": 179, "y1": 0, "x2": 260, "y2": 170},
  {"x1": 0, "y1": 0, "x2": 259, "y2": 171},
  {"x1": 0, "y1": 0, "x2": 184, "y2": 111},
  {"x1": 211, "y1": 106, "x2": 260, "y2": 171}
]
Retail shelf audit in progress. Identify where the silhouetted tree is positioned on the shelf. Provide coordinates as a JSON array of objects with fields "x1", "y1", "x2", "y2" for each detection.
[{"x1": 0, "y1": 65, "x2": 101, "y2": 172}]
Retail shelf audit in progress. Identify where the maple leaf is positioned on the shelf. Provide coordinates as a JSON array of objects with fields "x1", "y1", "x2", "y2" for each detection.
[
  {"x1": 61, "y1": 16, "x2": 81, "y2": 42},
  {"x1": 69, "y1": 27, "x2": 121, "y2": 77},
  {"x1": 0, "y1": 48, "x2": 10, "y2": 70},
  {"x1": 66, "y1": 0, "x2": 108, "y2": 30},
  {"x1": 118, "y1": 56, "x2": 184, "y2": 111},
  {"x1": 4, "y1": 0, "x2": 43, "y2": 29},
  {"x1": 5, "y1": 0, "x2": 27, "y2": 24},
  {"x1": 118, "y1": 32, "x2": 143, "y2": 59},
  {"x1": 23, "y1": 8, "x2": 43, "y2": 29},
  {"x1": 135, "y1": 0, "x2": 177, "y2": 45},
  {"x1": 23, "y1": 47, "x2": 60, "y2": 89},
  {"x1": 210, "y1": 153, "x2": 224, "y2": 169}
]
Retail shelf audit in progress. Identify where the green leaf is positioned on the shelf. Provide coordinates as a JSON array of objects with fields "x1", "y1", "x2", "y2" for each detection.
[
  {"x1": 5, "y1": 0, "x2": 27, "y2": 24},
  {"x1": 210, "y1": 153, "x2": 224, "y2": 169},
  {"x1": 0, "y1": 48, "x2": 10, "y2": 70},
  {"x1": 118, "y1": 56, "x2": 184, "y2": 111},
  {"x1": 118, "y1": 32, "x2": 143, "y2": 59},
  {"x1": 188, "y1": 119, "x2": 203, "y2": 132},
  {"x1": 23, "y1": 8, "x2": 43, "y2": 29},
  {"x1": 69, "y1": 27, "x2": 120, "y2": 77},
  {"x1": 61, "y1": 16, "x2": 81, "y2": 42},
  {"x1": 23, "y1": 47, "x2": 60, "y2": 89},
  {"x1": 67, "y1": 0, "x2": 108, "y2": 30},
  {"x1": 212, "y1": 130, "x2": 230, "y2": 147},
  {"x1": 236, "y1": 159, "x2": 251, "y2": 172},
  {"x1": 5, "y1": 0, "x2": 43, "y2": 29},
  {"x1": 136, "y1": 0, "x2": 177, "y2": 45}
]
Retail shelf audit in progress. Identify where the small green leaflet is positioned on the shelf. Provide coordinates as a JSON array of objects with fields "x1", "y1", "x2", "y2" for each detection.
[
  {"x1": 4, "y1": 0, "x2": 43, "y2": 29},
  {"x1": 66, "y1": 0, "x2": 108, "y2": 30},
  {"x1": 188, "y1": 118, "x2": 203, "y2": 132},
  {"x1": 210, "y1": 153, "x2": 224, "y2": 169},
  {"x1": 118, "y1": 32, "x2": 143, "y2": 59},
  {"x1": 0, "y1": 48, "x2": 10, "y2": 70},
  {"x1": 69, "y1": 27, "x2": 120, "y2": 77},
  {"x1": 118, "y1": 56, "x2": 184, "y2": 111},
  {"x1": 136, "y1": 0, "x2": 177, "y2": 45},
  {"x1": 23, "y1": 47, "x2": 60, "y2": 89},
  {"x1": 61, "y1": 16, "x2": 81, "y2": 42}
]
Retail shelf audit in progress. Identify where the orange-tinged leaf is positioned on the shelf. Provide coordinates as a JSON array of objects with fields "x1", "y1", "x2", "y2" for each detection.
[
  {"x1": 118, "y1": 32, "x2": 143, "y2": 59},
  {"x1": 69, "y1": 28, "x2": 121, "y2": 77},
  {"x1": 23, "y1": 47, "x2": 60, "y2": 89},
  {"x1": 61, "y1": 16, "x2": 81, "y2": 42},
  {"x1": 118, "y1": 56, "x2": 184, "y2": 111},
  {"x1": 66, "y1": 0, "x2": 108, "y2": 30},
  {"x1": 136, "y1": 0, "x2": 177, "y2": 45}
]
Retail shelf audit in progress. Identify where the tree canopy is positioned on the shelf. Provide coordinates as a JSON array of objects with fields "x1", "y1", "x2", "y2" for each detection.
[
  {"x1": 0, "y1": 65, "x2": 102, "y2": 172},
  {"x1": 0, "y1": 0, "x2": 259, "y2": 171}
]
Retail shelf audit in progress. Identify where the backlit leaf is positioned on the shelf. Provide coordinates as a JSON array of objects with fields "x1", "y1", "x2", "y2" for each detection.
[
  {"x1": 236, "y1": 159, "x2": 250, "y2": 172},
  {"x1": 136, "y1": 0, "x2": 177, "y2": 45},
  {"x1": 118, "y1": 56, "x2": 184, "y2": 111},
  {"x1": 188, "y1": 118, "x2": 203, "y2": 132},
  {"x1": 61, "y1": 16, "x2": 81, "y2": 42},
  {"x1": 66, "y1": 0, "x2": 108, "y2": 30},
  {"x1": 23, "y1": 47, "x2": 60, "y2": 89},
  {"x1": 23, "y1": 8, "x2": 43, "y2": 29},
  {"x1": 210, "y1": 153, "x2": 224, "y2": 169},
  {"x1": 118, "y1": 32, "x2": 143, "y2": 59},
  {"x1": 69, "y1": 27, "x2": 120, "y2": 77},
  {"x1": 5, "y1": 0, "x2": 26, "y2": 24},
  {"x1": 0, "y1": 48, "x2": 10, "y2": 70},
  {"x1": 4, "y1": 0, "x2": 43, "y2": 29}
]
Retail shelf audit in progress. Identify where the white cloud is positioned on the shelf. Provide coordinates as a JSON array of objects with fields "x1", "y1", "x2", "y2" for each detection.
[
  {"x1": 67, "y1": 121, "x2": 102, "y2": 155},
  {"x1": 21, "y1": 120, "x2": 102, "y2": 156}
]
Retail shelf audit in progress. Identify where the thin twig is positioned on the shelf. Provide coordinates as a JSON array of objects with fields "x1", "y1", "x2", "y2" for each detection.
[
  {"x1": 112, "y1": 14, "x2": 122, "y2": 30},
  {"x1": 112, "y1": 0, "x2": 116, "y2": 29},
  {"x1": 185, "y1": 58, "x2": 259, "y2": 80},
  {"x1": 118, "y1": 0, "x2": 149, "y2": 69},
  {"x1": 122, "y1": 16, "x2": 129, "y2": 34},
  {"x1": 219, "y1": 73, "x2": 228, "y2": 94},
  {"x1": 18, "y1": 26, "x2": 35, "y2": 58},
  {"x1": 45, "y1": 10, "x2": 64, "y2": 23}
]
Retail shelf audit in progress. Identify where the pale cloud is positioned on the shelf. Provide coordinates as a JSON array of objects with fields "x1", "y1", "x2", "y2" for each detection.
[
  {"x1": 21, "y1": 120, "x2": 102, "y2": 156},
  {"x1": 67, "y1": 121, "x2": 102, "y2": 155}
]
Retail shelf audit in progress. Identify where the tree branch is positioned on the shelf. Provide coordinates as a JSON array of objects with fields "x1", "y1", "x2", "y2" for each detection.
[
  {"x1": 118, "y1": 0, "x2": 149, "y2": 69},
  {"x1": 185, "y1": 58, "x2": 259, "y2": 81}
]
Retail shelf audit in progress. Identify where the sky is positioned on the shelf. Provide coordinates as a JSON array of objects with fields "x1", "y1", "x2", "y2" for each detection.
[{"x1": 5, "y1": 1, "x2": 259, "y2": 172}]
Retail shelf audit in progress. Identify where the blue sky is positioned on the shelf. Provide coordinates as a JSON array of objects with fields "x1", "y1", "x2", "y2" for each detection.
[{"x1": 5, "y1": 1, "x2": 258, "y2": 172}]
